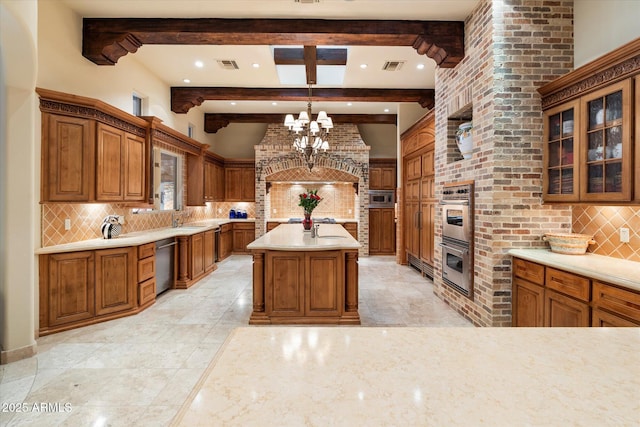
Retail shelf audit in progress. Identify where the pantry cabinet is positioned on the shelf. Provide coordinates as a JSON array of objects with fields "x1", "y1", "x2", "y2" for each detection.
[
  {"x1": 538, "y1": 39, "x2": 639, "y2": 204},
  {"x1": 512, "y1": 256, "x2": 640, "y2": 327},
  {"x1": 401, "y1": 111, "x2": 435, "y2": 275},
  {"x1": 37, "y1": 88, "x2": 150, "y2": 204}
]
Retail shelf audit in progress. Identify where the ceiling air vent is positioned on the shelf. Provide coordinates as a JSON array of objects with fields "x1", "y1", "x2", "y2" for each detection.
[
  {"x1": 217, "y1": 60, "x2": 239, "y2": 70},
  {"x1": 382, "y1": 61, "x2": 405, "y2": 71}
]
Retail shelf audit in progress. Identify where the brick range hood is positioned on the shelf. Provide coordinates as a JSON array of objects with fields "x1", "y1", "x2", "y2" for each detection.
[{"x1": 254, "y1": 123, "x2": 370, "y2": 254}]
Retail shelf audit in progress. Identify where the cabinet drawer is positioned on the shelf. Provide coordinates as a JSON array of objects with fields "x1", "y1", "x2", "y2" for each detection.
[
  {"x1": 220, "y1": 223, "x2": 232, "y2": 233},
  {"x1": 138, "y1": 256, "x2": 156, "y2": 283},
  {"x1": 545, "y1": 268, "x2": 590, "y2": 302},
  {"x1": 138, "y1": 243, "x2": 155, "y2": 259},
  {"x1": 592, "y1": 281, "x2": 640, "y2": 322},
  {"x1": 138, "y1": 278, "x2": 156, "y2": 306},
  {"x1": 233, "y1": 222, "x2": 255, "y2": 230},
  {"x1": 513, "y1": 258, "x2": 544, "y2": 286}
]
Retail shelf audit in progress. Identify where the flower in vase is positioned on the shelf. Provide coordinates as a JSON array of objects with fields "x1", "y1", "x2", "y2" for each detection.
[{"x1": 298, "y1": 189, "x2": 322, "y2": 215}]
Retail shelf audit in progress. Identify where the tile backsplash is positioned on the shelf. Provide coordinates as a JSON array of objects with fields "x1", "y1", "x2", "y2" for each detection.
[
  {"x1": 572, "y1": 206, "x2": 640, "y2": 261},
  {"x1": 268, "y1": 183, "x2": 356, "y2": 219},
  {"x1": 41, "y1": 202, "x2": 253, "y2": 247}
]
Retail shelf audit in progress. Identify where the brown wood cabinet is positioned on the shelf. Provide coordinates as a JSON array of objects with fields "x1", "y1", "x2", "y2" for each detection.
[
  {"x1": 369, "y1": 208, "x2": 395, "y2": 255},
  {"x1": 40, "y1": 246, "x2": 142, "y2": 335},
  {"x1": 250, "y1": 248, "x2": 359, "y2": 325},
  {"x1": 95, "y1": 247, "x2": 137, "y2": 316},
  {"x1": 232, "y1": 222, "x2": 256, "y2": 254},
  {"x1": 340, "y1": 222, "x2": 358, "y2": 240},
  {"x1": 369, "y1": 159, "x2": 396, "y2": 190},
  {"x1": 401, "y1": 111, "x2": 435, "y2": 275},
  {"x1": 204, "y1": 229, "x2": 215, "y2": 271},
  {"x1": 137, "y1": 242, "x2": 156, "y2": 308},
  {"x1": 40, "y1": 251, "x2": 95, "y2": 329},
  {"x1": 41, "y1": 114, "x2": 95, "y2": 202},
  {"x1": 176, "y1": 229, "x2": 217, "y2": 289},
  {"x1": 37, "y1": 89, "x2": 149, "y2": 204},
  {"x1": 218, "y1": 223, "x2": 233, "y2": 261},
  {"x1": 203, "y1": 154, "x2": 225, "y2": 202},
  {"x1": 96, "y1": 123, "x2": 147, "y2": 202},
  {"x1": 539, "y1": 38, "x2": 639, "y2": 204},
  {"x1": 190, "y1": 232, "x2": 205, "y2": 279},
  {"x1": 512, "y1": 256, "x2": 640, "y2": 327},
  {"x1": 225, "y1": 162, "x2": 255, "y2": 202}
]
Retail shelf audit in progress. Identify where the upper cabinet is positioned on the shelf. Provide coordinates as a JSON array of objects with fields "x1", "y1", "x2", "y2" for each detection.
[
  {"x1": 38, "y1": 88, "x2": 150, "y2": 204},
  {"x1": 225, "y1": 160, "x2": 255, "y2": 202},
  {"x1": 369, "y1": 159, "x2": 397, "y2": 190},
  {"x1": 538, "y1": 38, "x2": 639, "y2": 204}
]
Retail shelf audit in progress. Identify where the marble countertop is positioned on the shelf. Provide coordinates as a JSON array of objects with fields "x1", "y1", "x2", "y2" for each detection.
[
  {"x1": 35, "y1": 218, "x2": 255, "y2": 255},
  {"x1": 509, "y1": 248, "x2": 640, "y2": 292},
  {"x1": 267, "y1": 217, "x2": 358, "y2": 223},
  {"x1": 247, "y1": 223, "x2": 361, "y2": 251},
  {"x1": 173, "y1": 327, "x2": 640, "y2": 426}
]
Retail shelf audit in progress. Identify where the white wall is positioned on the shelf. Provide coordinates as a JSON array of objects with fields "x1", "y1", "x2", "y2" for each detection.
[
  {"x1": 36, "y1": 0, "x2": 213, "y2": 145},
  {"x1": 574, "y1": 0, "x2": 640, "y2": 67},
  {"x1": 0, "y1": 0, "x2": 38, "y2": 361},
  {"x1": 357, "y1": 124, "x2": 398, "y2": 158},
  {"x1": 212, "y1": 123, "x2": 268, "y2": 158}
]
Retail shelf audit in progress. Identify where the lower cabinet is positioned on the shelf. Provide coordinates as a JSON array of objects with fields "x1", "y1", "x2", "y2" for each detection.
[
  {"x1": 232, "y1": 222, "x2": 255, "y2": 254},
  {"x1": 176, "y1": 230, "x2": 217, "y2": 289},
  {"x1": 40, "y1": 247, "x2": 140, "y2": 335},
  {"x1": 512, "y1": 257, "x2": 640, "y2": 327},
  {"x1": 369, "y1": 208, "x2": 395, "y2": 255},
  {"x1": 341, "y1": 222, "x2": 358, "y2": 240},
  {"x1": 218, "y1": 223, "x2": 233, "y2": 261},
  {"x1": 265, "y1": 251, "x2": 342, "y2": 318},
  {"x1": 95, "y1": 247, "x2": 137, "y2": 316}
]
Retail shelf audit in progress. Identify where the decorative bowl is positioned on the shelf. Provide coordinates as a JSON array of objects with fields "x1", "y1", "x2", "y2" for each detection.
[{"x1": 542, "y1": 233, "x2": 596, "y2": 255}]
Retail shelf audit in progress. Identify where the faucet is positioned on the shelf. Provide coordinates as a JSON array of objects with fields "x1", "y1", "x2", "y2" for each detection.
[{"x1": 311, "y1": 224, "x2": 319, "y2": 238}]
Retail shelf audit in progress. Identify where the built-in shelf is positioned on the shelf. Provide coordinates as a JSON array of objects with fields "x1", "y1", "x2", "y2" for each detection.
[{"x1": 447, "y1": 103, "x2": 473, "y2": 163}]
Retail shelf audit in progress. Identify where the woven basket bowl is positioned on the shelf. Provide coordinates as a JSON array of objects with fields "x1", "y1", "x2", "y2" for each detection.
[{"x1": 542, "y1": 233, "x2": 596, "y2": 255}]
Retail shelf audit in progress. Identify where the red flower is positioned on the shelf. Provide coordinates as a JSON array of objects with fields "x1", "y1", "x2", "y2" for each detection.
[{"x1": 298, "y1": 189, "x2": 322, "y2": 214}]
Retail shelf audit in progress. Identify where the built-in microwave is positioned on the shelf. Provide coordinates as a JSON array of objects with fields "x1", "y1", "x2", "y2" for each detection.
[{"x1": 369, "y1": 190, "x2": 395, "y2": 208}]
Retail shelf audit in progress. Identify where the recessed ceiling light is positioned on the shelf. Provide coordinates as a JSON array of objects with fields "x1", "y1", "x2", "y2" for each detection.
[
  {"x1": 230, "y1": 102, "x2": 237, "y2": 106},
  {"x1": 183, "y1": 78, "x2": 191, "y2": 83},
  {"x1": 347, "y1": 102, "x2": 353, "y2": 106},
  {"x1": 360, "y1": 64, "x2": 368, "y2": 69},
  {"x1": 252, "y1": 63, "x2": 260, "y2": 68},
  {"x1": 416, "y1": 63, "x2": 425, "y2": 70},
  {"x1": 272, "y1": 102, "x2": 278, "y2": 106},
  {"x1": 195, "y1": 60, "x2": 204, "y2": 68},
  {"x1": 384, "y1": 108, "x2": 390, "y2": 113}
]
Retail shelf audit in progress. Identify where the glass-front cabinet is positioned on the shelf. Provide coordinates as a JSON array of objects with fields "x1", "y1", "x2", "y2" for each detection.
[
  {"x1": 541, "y1": 77, "x2": 635, "y2": 204},
  {"x1": 580, "y1": 80, "x2": 632, "y2": 202},
  {"x1": 543, "y1": 100, "x2": 579, "y2": 202}
]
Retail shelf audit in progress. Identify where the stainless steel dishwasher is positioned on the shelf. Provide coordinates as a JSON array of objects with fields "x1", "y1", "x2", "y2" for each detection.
[{"x1": 155, "y1": 238, "x2": 176, "y2": 295}]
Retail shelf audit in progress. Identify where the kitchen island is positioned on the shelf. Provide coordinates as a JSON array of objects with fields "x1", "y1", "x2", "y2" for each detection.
[{"x1": 247, "y1": 223, "x2": 361, "y2": 325}]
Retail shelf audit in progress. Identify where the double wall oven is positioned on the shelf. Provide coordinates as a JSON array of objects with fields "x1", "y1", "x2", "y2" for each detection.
[{"x1": 440, "y1": 182, "x2": 474, "y2": 299}]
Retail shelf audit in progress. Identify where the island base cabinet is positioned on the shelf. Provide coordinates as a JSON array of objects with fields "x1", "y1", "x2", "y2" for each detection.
[
  {"x1": 592, "y1": 309, "x2": 639, "y2": 327},
  {"x1": 251, "y1": 249, "x2": 359, "y2": 325}
]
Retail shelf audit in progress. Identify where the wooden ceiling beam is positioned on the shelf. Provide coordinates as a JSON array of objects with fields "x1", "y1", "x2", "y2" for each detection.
[
  {"x1": 304, "y1": 46, "x2": 317, "y2": 85},
  {"x1": 204, "y1": 113, "x2": 397, "y2": 133},
  {"x1": 171, "y1": 87, "x2": 434, "y2": 114},
  {"x1": 273, "y1": 48, "x2": 348, "y2": 66},
  {"x1": 82, "y1": 18, "x2": 464, "y2": 67}
]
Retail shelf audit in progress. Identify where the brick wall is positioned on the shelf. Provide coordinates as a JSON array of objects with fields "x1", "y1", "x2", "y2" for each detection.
[
  {"x1": 255, "y1": 123, "x2": 370, "y2": 254},
  {"x1": 433, "y1": 0, "x2": 574, "y2": 326}
]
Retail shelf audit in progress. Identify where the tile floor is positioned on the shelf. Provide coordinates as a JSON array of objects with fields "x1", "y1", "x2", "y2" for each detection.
[{"x1": 0, "y1": 255, "x2": 470, "y2": 426}]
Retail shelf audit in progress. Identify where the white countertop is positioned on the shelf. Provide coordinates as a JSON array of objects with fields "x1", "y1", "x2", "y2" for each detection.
[
  {"x1": 174, "y1": 327, "x2": 640, "y2": 426},
  {"x1": 509, "y1": 248, "x2": 640, "y2": 292},
  {"x1": 247, "y1": 223, "x2": 361, "y2": 251},
  {"x1": 35, "y1": 219, "x2": 255, "y2": 255}
]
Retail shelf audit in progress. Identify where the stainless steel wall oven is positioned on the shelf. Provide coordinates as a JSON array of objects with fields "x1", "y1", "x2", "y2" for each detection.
[{"x1": 440, "y1": 182, "x2": 474, "y2": 299}]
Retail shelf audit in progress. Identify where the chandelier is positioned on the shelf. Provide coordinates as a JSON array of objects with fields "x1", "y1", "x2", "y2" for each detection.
[{"x1": 283, "y1": 85, "x2": 333, "y2": 171}]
